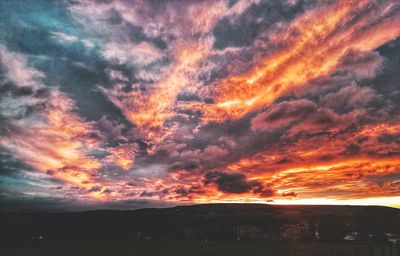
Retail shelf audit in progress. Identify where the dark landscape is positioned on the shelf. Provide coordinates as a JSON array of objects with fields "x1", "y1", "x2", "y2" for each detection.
[{"x1": 1, "y1": 204, "x2": 400, "y2": 255}]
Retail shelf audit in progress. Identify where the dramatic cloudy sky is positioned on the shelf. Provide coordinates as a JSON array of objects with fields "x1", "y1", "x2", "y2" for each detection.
[{"x1": 1, "y1": 0, "x2": 400, "y2": 211}]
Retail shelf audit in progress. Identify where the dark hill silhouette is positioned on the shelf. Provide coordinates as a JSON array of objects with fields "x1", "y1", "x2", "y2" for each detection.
[{"x1": 1, "y1": 204, "x2": 399, "y2": 244}]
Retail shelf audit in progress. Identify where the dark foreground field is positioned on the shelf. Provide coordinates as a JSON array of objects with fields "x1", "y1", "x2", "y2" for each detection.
[
  {"x1": 1, "y1": 204, "x2": 399, "y2": 255},
  {"x1": 0, "y1": 240, "x2": 381, "y2": 256}
]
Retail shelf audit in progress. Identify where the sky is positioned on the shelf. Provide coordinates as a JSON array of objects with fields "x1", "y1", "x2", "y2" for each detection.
[{"x1": 0, "y1": 0, "x2": 400, "y2": 212}]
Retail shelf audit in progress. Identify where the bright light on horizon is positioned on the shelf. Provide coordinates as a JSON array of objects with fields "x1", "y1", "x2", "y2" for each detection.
[
  {"x1": 192, "y1": 196, "x2": 400, "y2": 209},
  {"x1": 271, "y1": 196, "x2": 400, "y2": 208}
]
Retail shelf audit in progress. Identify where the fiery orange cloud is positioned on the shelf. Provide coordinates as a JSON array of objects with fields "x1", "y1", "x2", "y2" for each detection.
[
  {"x1": 106, "y1": 144, "x2": 138, "y2": 170},
  {"x1": 99, "y1": 1, "x2": 225, "y2": 137},
  {"x1": 226, "y1": 122, "x2": 400, "y2": 171},
  {"x1": 358, "y1": 123, "x2": 400, "y2": 137},
  {"x1": 130, "y1": 42, "x2": 208, "y2": 130},
  {"x1": 130, "y1": 120, "x2": 400, "y2": 204},
  {"x1": 2, "y1": 0, "x2": 400, "y2": 209},
  {"x1": 160, "y1": 122, "x2": 395, "y2": 203},
  {"x1": 266, "y1": 158, "x2": 400, "y2": 199},
  {"x1": 188, "y1": 0, "x2": 400, "y2": 122},
  {"x1": 99, "y1": 0, "x2": 261, "y2": 144},
  {"x1": 180, "y1": 157, "x2": 400, "y2": 205},
  {"x1": 101, "y1": 40, "x2": 213, "y2": 146},
  {"x1": 1, "y1": 92, "x2": 103, "y2": 194},
  {"x1": 0, "y1": 46, "x2": 110, "y2": 199}
]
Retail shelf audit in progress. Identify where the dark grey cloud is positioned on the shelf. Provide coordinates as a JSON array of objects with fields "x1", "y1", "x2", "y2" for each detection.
[
  {"x1": 213, "y1": 0, "x2": 305, "y2": 49},
  {"x1": 251, "y1": 99, "x2": 317, "y2": 132},
  {"x1": 204, "y1": 171, "x2": 274, "y2": 197}
]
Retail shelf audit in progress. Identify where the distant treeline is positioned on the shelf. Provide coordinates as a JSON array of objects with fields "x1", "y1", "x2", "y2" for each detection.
[{"x1": 1, "y1": 204, "x2": 399, "y2": 244}]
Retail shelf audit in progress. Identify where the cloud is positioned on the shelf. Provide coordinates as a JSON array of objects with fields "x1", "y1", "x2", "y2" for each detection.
[
  {"x1": 0, "y1": 45, "x2": 105, "y2": 196},
  {"x1": 339, "y1": 50, "x2": 384, "y2": 80},
  {"x1": 251, "y1": 99, "x2": 317, "y2": 132},
  {"x1": 190, "y1": 0, "x2": 400, "y2": 122},
  {"x1": 319, "y1": 84, "x2": 377, "y2": 111},
  {"x1": 102, "y1": 41, "x2": 163, "y2": 67},
  {"x1": 1, "y1": 0, "x2": 400, "y2": 210},
  {"x1": 288, "y1": 108, "x2": 365, "y2": 136},
  {"x1": 0, "y1": 46, "x2": 44, "y2": 89},
  {"x1": 105, "y1": 143, "x2": 138, "y2": 170},
  {"x1": 202, "y1": 145, "x2": 229, "y2": 160},
  {"x1": 204, "y1": 171, "x2": 274, "y2": 197},
  {"x1": 70, "y1": 0, "x2": 259, "y2": 144}
]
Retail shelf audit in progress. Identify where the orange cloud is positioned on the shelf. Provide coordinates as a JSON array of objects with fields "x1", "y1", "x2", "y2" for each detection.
[
  {"x1": 106, "y1": 143, "x2": 138, "y2": 170},
  {"x1": 2, "y1": 92, "x2": 102, "y2": 192},
  {"x1": 2, "y1": 1, "x2": 400, "y2": 208},
  {"x1": 189, "y1": 0, "x2": 400, "y2": 122}
]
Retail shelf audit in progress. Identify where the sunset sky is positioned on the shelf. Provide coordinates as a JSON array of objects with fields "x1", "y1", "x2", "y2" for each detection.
[{"x1": 1, "y1": 0, "x2": 400, "y2": 211}]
